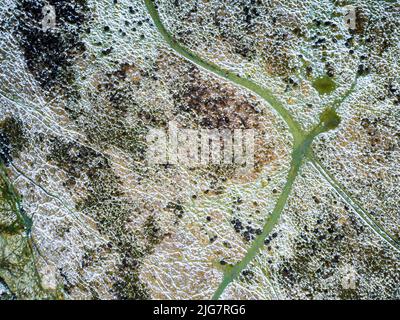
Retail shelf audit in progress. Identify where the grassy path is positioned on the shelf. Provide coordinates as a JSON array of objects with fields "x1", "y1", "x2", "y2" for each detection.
[
  {"x1": 0, "y1": 162, "x2": 44, "y2": 295},
  {"x1": 0, "y1": 162, "x2": 32, "y2": 235},
  {"x1": 144, "y1": 0, "x2": 304, "y2": 142},
  {"x1": 212, "y1": 124, "x2": 327, "y2": 299},
  {"x1": 143, "y1": 0, "x2": 400, "y2": 299},
  {"x1": 309, "y1": 155, "x2": 400, "y2": 253}
]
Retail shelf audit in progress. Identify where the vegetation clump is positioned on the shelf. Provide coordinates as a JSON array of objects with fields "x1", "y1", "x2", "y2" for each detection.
[{"x1": 312, "y1": 75, "x2": 337, "y2": 95}]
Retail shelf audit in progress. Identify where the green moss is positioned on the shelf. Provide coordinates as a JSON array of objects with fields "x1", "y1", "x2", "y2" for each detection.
[
  {"x1": 320, "y1": 108, "x2": 341, "y2": 131},
  {"x1": 312, "y1": 75, "x2": 337, "y2": 95}
]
